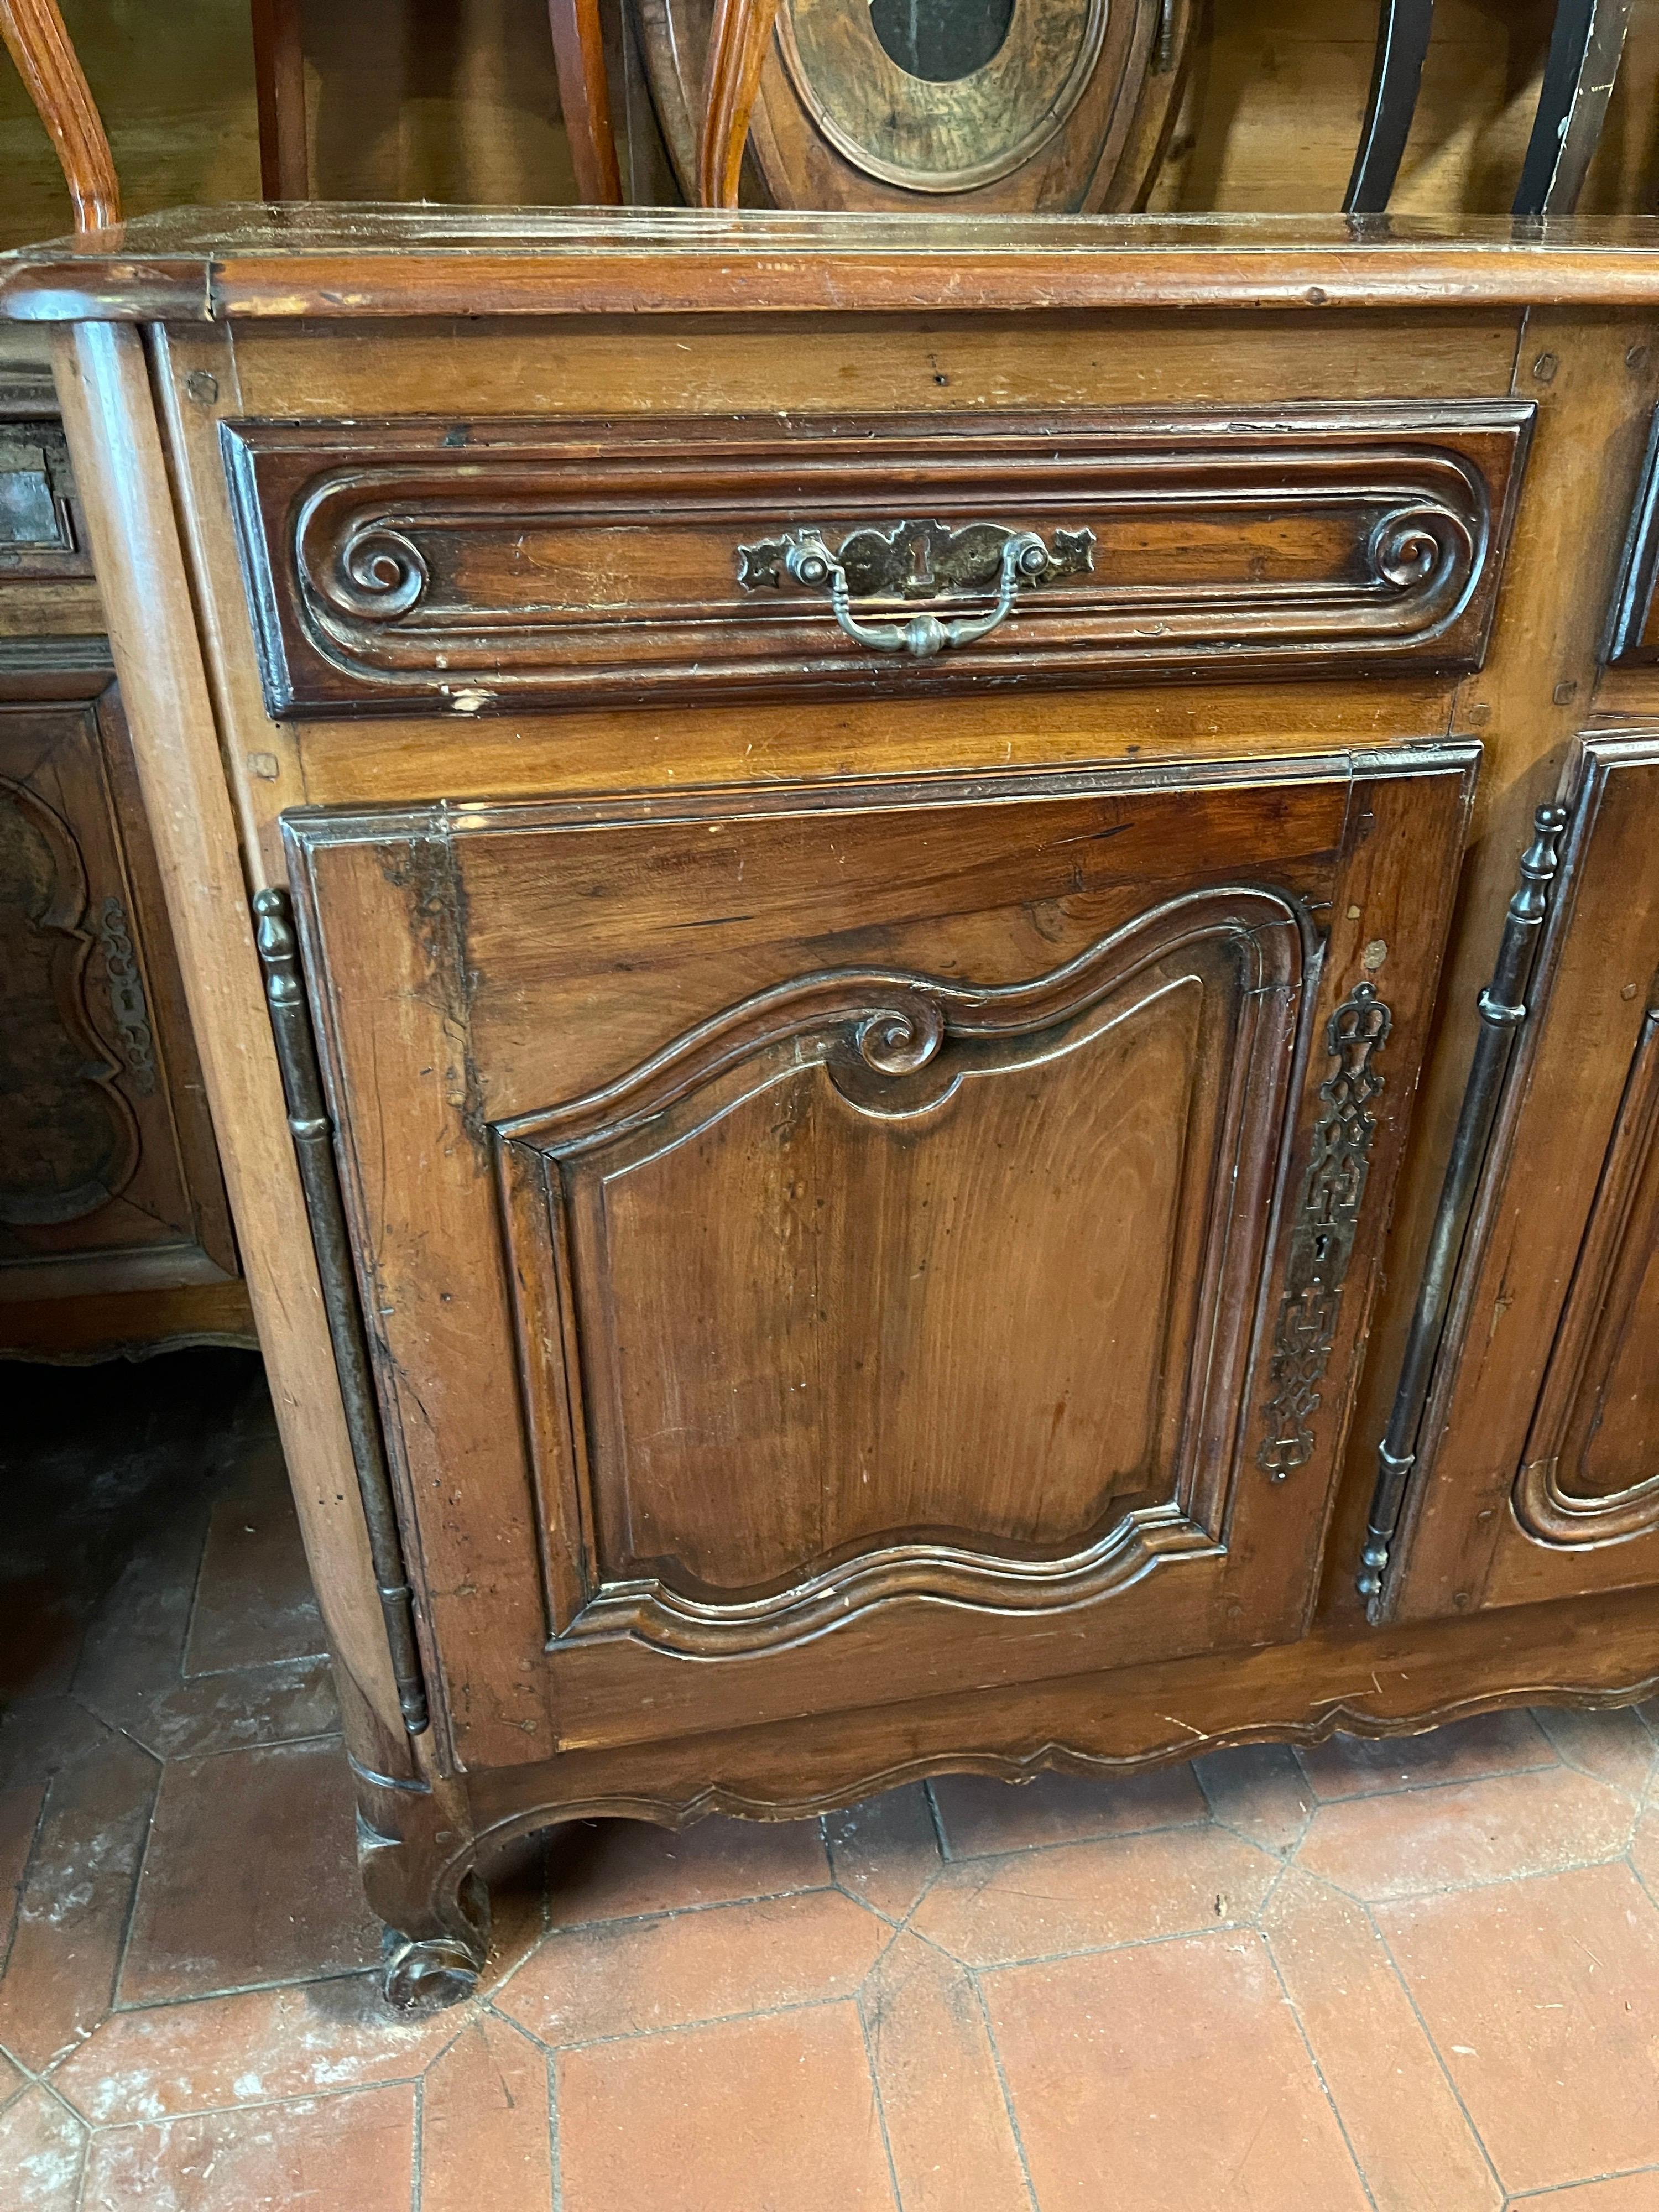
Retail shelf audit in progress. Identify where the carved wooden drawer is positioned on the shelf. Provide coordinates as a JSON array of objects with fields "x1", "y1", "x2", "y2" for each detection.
[
  {"x1": 226, "y1": 401, "x2": 1532, "y2": 718},
  {"x1": 281, "y1": 740, "x2": 1475, "y2": 1767}
]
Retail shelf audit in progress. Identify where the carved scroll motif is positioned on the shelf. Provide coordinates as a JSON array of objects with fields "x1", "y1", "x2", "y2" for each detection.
[{"x1": 1258, "y1": 980, "x2": 1393, "y2": 1479}]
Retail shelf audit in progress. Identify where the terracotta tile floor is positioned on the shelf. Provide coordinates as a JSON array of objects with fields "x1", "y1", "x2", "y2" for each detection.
[{"x1": 4, "y1": 1352, "x2": 1659, "y2": 2210}]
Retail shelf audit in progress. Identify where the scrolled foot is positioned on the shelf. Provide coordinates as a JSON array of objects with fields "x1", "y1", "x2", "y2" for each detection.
[
  {"x1": 359, "y1": 1777, "x2": 492, "y2": 2017},
  {"x1": 381, "y1": 1928, "x2": 484, "y2": 2015}
]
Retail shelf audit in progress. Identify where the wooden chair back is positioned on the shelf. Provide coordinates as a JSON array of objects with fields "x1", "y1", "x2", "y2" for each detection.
[
  {"x1": 546, "y1": 0, "x2": 758, "y2": 207},
  {"x1": 695, "y1": 0, "x2": 778, "y2": 208},
  {"x1": 0, "y1": 0, "x2": 120, "y2": 230},
  {"x1": 1345, "y1": 0, "x2": 1633, "y2": 217},
  {"x1": 4, "y1": 0, "x2": 1632, "y2": 228}
]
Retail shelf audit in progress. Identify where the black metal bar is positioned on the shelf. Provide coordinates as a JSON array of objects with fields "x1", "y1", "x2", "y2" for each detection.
[
  {"x1": 1357, "y1": 804, "x2": 1571, "y2": 1618},
  {"x1": 1513, "y1": 0, "x2": 1631, "y2": 218},
  {"x1": 253, "y1": 886, "x2": 430, "y2": 1735},
  {"x1": 1154, "y1": 0, "x2": 1179, "y2": 75},
  {"x1": 1603, "y1": 406, "x2": 1659, "y2": 666},
  {"x1": 1343, "y1": 0, "x2": 1435, "y2": 216}
]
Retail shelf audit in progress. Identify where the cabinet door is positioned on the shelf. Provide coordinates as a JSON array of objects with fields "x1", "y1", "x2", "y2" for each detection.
[
  {"x1": 285, "y1": 748, "x2": 1473, "y2": 1770},
  {"x1": 1385, "y1": 735, "x2": 1659, "y2": 1620},
  {"x1": 0, "y1": 677, "x2": 238, "y2": 1302}
]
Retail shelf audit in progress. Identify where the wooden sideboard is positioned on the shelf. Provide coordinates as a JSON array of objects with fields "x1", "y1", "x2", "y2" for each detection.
[
  {"x1": 7, "y1": 207, "x2": 1659, "y2": 2009},
  {"x1": 0, "y1": 328, "x2": 253, "y2": 1358}
]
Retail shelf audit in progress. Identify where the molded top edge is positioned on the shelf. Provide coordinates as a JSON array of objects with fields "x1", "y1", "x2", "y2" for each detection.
[{"x1": 7, "y1": 204, "x2": 1659, "y2": 321}]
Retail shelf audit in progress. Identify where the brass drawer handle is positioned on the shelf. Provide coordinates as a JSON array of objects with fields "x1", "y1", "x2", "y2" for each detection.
[{"x1": 736, "y1": 520, "x2": 1094, "y2": 660}]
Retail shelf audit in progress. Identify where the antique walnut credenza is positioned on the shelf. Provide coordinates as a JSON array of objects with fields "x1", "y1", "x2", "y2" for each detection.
[{"x1": 8, "y1": 207, "x2": 1659, "y2": 2008}]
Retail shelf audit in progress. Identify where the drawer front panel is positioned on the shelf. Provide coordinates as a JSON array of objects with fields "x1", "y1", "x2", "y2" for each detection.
[
  {"x1": 227, "y1": 403, "x2": 1532, "y2": 717},
  {"x1": 284, "y1": 744, "x2": 1474, "y2": 1766}
]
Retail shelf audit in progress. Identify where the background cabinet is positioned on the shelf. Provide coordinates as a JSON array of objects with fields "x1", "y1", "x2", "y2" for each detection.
[
  {"x1": 0, "y1": 666, "x2": 251, "y2": 1353},
  {"x1": 0, "y1": 345, "x2": 251, "y2": 1357}
]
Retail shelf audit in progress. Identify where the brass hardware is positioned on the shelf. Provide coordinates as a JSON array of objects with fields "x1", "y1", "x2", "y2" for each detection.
[
  {"x1": 1258, "y1": 980, "x2": 1393, "y2": 1479},
  {"x1": 736, "y1": 519, "x2": 1094, "y2": 659},
  {"x1": 253, "y1": 886, "x2": 431, "y2": 1736},
  {"x1": 1357, "y1": 803, "x2": 1570, "y2": 1615}
]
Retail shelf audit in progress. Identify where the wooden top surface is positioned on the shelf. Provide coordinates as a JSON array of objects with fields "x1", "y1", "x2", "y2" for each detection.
[{"x1": 7, "y1": 205, "x2": 1659, "y2": 321}]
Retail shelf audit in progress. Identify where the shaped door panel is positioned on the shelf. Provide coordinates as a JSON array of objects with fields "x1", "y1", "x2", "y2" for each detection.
[
  {"x1": 499, "y1": 886, "x2": 1296, "y2": 1655},
  {"x1": 285, "y1": 749, "x2": 1473, "y2": 1768}
]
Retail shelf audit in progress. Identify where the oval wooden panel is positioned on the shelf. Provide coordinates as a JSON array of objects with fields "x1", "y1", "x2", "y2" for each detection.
[
  {"x1": 780, "y1": 0, "x2": 1107, "y2": 193},
  {"x1": 633, "y1": 0, "x2": 1192, "y2": 211}
]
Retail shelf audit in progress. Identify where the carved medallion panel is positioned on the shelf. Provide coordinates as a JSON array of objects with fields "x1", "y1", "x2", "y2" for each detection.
[
  {"x1": 224, "y1": 403, "x2": 1532, "y2": 718},
  {"x1": 0, "y1": 773, "x2": 139, "y2": 1225}
]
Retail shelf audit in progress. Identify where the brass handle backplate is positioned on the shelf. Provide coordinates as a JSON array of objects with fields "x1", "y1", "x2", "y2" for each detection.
[{"x1": 735, "y1": 518, "x2": 1095, "y2": 659}]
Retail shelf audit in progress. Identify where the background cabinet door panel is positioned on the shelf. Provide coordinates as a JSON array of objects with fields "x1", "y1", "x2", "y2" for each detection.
[
  {"x1": 1387, "y1": 734, "x2": 1659, "y2": 1619},
  {"x1": 286, "y1": 749, "x2": 1474, "y2": 1767},
  {"x1": 0, "y1": 680, "x2": 239, "y2": 1302}
]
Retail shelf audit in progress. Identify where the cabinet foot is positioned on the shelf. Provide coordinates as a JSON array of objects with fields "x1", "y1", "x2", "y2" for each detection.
[
  {"x1": 354, "y1": 1766, "x2": 491, "y2": 2015},
  {"x1": 380, "y1": 1884, "x2": 489, "y2": 2015}
]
